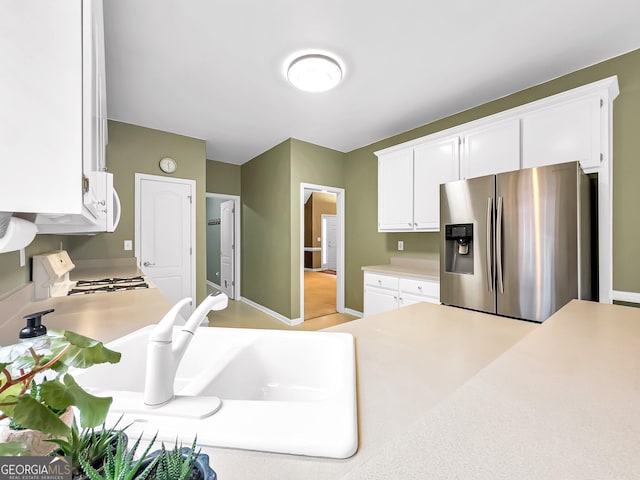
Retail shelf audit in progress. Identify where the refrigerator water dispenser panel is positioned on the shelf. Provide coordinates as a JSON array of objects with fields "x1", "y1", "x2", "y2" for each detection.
[{"x1": 445, "y1": 223, "x2": 474, "y2": 274}]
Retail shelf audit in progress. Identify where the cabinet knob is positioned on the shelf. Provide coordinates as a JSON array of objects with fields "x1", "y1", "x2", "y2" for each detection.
[
  {"x1": 408, "y1": 223, "x2": 412, "y2": 226},
  {"x1": 418, "y1": 285, "x2": 422, "y2": 291},
  {"x1": 378, "y1": 280, "x2": 382, "y2": 285}
]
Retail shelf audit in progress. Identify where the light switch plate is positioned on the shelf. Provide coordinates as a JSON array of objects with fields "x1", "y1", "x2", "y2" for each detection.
[
  {"x1": 398, "y1": 240, "x2": 404, "y2": 251},
  {"x1": 124, "y1": 240, "x2": 133, "y2": 251}
]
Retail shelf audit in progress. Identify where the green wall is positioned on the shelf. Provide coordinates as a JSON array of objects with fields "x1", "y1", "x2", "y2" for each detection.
[
  {"x1": 206, "y1": 160, "x2": 241, "y2": 195},
  {"x1": 344, "y1": 48, "x2": 640, "y2": 312},
  {"x1": 240, "y1": 138, "x2": 346, "y2": 320},
  {"x1": 241, "y1": 140, "x2": 292, "y2": 317},
  {"x1": 290, "y1": 139, "x2": 346, "y2": 318}
]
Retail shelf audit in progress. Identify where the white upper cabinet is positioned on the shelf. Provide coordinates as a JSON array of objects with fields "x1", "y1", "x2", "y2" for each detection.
[
  {"x1": 375, "y1": 76, "x2": 618, "y2": 234},
  {"x1": 522, "y1": 96, "x2": 602, "y2": 170},
  {"x1": 0, "y1": 0, "x2": 107, "y2": 223},
  {"x1": 414, "y1": 137, "x2": 460, "y2": 230},
  {"x1": 461, "y1": 118, "x2": 520, "y2": 179},
  {"x1": 378, "y1": 150, "x2": 414, "y2": 230}
]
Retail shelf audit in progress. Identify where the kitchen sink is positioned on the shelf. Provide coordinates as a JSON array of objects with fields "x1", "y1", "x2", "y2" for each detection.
[{"x1": 74, "y1": 326, "x2": 358, "y2": 458}]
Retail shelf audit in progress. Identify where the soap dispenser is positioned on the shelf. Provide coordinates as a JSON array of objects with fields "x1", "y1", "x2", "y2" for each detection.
[
  {"x1": 2, "y1": 309, "x2": 56, "y2": 373},
  {"x1": 19, "y1": 308, "x2": 54, "y2": 341}
]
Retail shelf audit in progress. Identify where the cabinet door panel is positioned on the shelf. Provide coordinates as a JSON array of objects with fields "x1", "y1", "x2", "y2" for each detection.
[
  {"x1": 413, "y1": 137, "x2": 460, "y2": 231},
  {"x1": 461, "y1": 119, "x2": 520, "y2": 179},
  {"x1": 364, "y1": 287, "x2": 398, "y2": 317},
  {"x1": 378, "y1": 150, "x2": 414, "y2": 231},
  {"x1": 522, "y1": 96, "x2": 601, "y2": 169},
  {"x1": 0, "y1": 1, "x2": 82, "y2": 214}
]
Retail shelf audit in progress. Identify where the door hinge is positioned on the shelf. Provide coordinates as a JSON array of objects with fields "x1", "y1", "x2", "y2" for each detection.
[
  {"x1": 600, "y1": 153, "x2": 604, "y2": 162},
  {"x1": 600, "y1": 98, "x2": 604, "y2": 108},
  {"x1": 189, "y1": 247, "x2": 192, "y2": 255},
  {"x1": 232, "y1": 281, "x2": 235, "y2": 287},
  {"x1": 188, "y1": 195, "x2": 192, "y2": 204},
  {"x1": 231, "y1": 244, "x2": 235, "y2": 250},
  {"x1": 82, "y1": 175, "x2": 90, "y2": 193}
]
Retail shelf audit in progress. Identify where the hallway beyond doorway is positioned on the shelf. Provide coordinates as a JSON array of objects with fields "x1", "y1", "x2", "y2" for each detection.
[{"x1": 304, "y1": 270, "x2": 337, "y2": 320}]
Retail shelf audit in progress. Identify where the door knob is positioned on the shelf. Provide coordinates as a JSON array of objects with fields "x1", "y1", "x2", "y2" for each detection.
[{"x1": 143, "y1": 261, "x2": 155, "y2": 267}]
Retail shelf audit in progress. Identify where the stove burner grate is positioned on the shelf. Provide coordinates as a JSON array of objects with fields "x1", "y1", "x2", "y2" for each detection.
[
  {"x1": 74, "y1": 276, "x2": 146, "y2": 286},
  {"x1": 67, "y1": 281, "x2": 149, "y2": 295}
]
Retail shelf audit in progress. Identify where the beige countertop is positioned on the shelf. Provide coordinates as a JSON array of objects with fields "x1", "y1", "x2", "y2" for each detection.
[
  {"x1": 362, "y1": 256, "x2": 440, "y2": 281},
  {"x1": 348, "y1": 300, "x2": 640, "y2": 479}
]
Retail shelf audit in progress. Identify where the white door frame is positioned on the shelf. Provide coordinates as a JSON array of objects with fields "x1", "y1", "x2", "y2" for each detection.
[
  {"x1": 300, "y1": 183, "x2": 345, "y2": 320},
  {"x1": 134, "y1": 173, "x2": 196, "y2": 307},
  {"x1": 206, "y1": 192, "x2": 241, "y2": 301}
]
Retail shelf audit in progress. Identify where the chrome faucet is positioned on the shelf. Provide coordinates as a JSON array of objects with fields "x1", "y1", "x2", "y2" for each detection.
[{"x1": 144, "y1": 291, "x2": 228, "y2": 408}]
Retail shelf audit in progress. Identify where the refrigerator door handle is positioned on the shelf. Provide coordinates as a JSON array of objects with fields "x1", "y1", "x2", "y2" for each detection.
[
  {"x1": 486, "y1": 197, "x2": 493, "y2": 293},
  {"x1": 496, "y1": 195, "x2": 505, "y2": 294}
]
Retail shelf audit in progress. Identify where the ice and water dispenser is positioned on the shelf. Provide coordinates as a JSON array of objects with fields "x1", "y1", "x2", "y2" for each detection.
[{"x1": 444, "y1": 223, "x2": 474, "y2": 274}]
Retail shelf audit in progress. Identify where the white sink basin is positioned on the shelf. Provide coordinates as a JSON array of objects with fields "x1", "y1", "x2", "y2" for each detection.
[{"x1": 74, "y1": 326, "x2": 358, "y2": 458}]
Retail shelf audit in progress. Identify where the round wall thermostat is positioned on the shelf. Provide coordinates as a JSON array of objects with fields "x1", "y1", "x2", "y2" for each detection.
[{"x1": 159, "y1": 157, "x2": 177, "y2": 174}]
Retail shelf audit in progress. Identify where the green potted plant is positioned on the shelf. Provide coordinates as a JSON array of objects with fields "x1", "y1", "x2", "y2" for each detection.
[
  {"x1": 0, "y1": 330, "x2": 121, "y2": 456},
  {"x1": 48, "y1": 416, "x2": 129, "y2": 479},
  {"x1": 138, "y1": 438, "x2": 216, "y2": 480},
  {"x1": 80, "y1": 432, "x2": 160, "y2": 480}
]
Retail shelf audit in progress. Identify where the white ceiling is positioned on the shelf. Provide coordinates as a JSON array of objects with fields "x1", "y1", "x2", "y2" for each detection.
[{"x1": 103, "y1": 0, "x2": 640, "y2": 165}]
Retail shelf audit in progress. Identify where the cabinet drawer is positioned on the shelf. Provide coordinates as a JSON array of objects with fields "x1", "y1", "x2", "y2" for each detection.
[
  {"x1": 399, "y1": 278, "x2": 439, "y2": 298},
  {"x1": 364, "y1": 273, "x2": 399, "y2": 290}
]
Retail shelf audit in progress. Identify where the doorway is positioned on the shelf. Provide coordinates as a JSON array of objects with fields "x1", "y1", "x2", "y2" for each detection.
[
  {"x1": 300, "y1": 183, "x2": 345, "y2": 321},
  {"x1": 135, "y1": 174, "x2": 195, "y2": 316},
  {"x1": 205, "y1": 193, "x2": 241, "y2": 300}
]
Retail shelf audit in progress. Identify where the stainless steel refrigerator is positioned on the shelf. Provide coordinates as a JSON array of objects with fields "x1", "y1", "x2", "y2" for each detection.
[{"x1": 439, "y1": 161, "x2": 592, "y2": 323}]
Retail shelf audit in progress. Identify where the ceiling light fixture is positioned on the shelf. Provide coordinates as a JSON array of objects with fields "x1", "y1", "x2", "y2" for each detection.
[{"x1": 286, "y1": 53, "x2": 343, "y2": 93}]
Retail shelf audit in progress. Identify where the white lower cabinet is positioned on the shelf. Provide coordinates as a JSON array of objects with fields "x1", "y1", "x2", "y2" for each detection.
[{"x1": 364, "y1": 272, "x2": 439, "y2": 317}]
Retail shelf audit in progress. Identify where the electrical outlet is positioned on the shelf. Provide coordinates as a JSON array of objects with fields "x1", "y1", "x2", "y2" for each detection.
[
  {"x1": 124, "y1": 240, "x2": 133, "y2": 251},
  {"x1": 398, "y1": 240, "x2": 404, "y2": 251}
]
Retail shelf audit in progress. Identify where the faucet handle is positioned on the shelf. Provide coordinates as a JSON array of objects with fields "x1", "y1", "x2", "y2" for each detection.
[{"x1": 149, "y1": 298, "x2": 192, "y2": 343}]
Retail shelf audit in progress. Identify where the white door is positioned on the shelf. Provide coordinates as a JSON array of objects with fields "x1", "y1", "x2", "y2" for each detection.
[
  {"x1": 321, "y1": 214, "x2": 337, "y2": 270},
  {"x1": 137, "y1": 175, "x2": 194, "y2": 314},
  {"x1": 220, "y1": 200, "x2": 235, "y2": 298}
]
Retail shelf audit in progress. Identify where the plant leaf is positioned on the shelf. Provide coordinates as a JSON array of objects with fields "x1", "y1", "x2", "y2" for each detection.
[
  {"x1": 0, "y1": 441, "x2": 30, "y2": 456},
  {"x1": 62, "y1": 375, "x2": 113, "y2": 428},
  {"x1": 12, "y1": 396, "x2": 70, "y2": 436},
  {"x1": 60, "y1": 331, "x2": 121, "y2": 368},
  {"x1": 39, "y1": 379, "x2": 75, "y2": 411}
]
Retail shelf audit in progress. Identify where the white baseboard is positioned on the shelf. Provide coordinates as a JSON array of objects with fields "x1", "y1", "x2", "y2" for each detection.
[
  {"x1": 206, "y1": 280, "x2": 220, "y2": 289},
  {"x1": 345, "y1": 308, "x2": 363, "y2": 318},
  {"x1": 240, "y1": 297, "x2": 303, "y2": 326},
  {"x1": 303, "y1": 268, "x2": 324, "y2": 272},
  {"x1": 611, "y1": 290, "x2": 640, "y2": 304}
]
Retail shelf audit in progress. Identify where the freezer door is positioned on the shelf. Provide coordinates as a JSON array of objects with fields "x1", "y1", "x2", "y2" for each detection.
[
  {"x1": 496, "y1": 163, "x2": 579, "y2": 322},
  {"x1": 440, "y1": 175, "x2": 495, "y2": 313}
]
